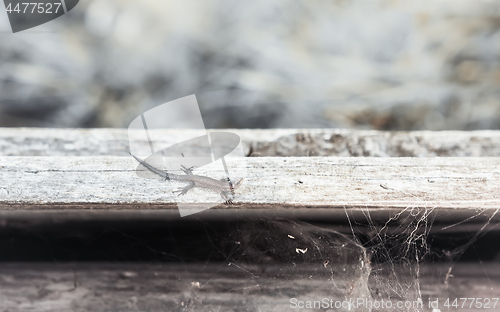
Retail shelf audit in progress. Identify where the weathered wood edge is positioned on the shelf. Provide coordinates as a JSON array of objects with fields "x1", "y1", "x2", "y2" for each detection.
[
  {"x1": 0, "y1": 207, "x2": 498, "y2": 228},
  {"x1": 0, "y1": 156, "x2": 499, "y2": 223},
  {"x1": 1, "y1": 128, "x2": 500, "y2": 157}
]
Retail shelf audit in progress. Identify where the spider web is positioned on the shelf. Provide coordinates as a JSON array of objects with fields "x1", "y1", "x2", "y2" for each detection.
[{"x1": 166, "y1": 207, "x2": 499, "y2": 312}]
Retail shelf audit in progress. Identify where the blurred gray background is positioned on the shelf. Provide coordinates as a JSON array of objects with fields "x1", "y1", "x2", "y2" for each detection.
[{"x1": 0, "y1": 0, "x2": 499, "y2": 130}]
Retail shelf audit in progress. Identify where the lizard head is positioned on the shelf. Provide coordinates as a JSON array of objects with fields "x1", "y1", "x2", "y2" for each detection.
[{"x1": 230, "y1": 177, "x2": 244, "y2": 190}]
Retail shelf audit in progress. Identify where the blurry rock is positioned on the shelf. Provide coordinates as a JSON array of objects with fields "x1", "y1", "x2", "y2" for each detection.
[{"x1": 0, "y1": 0, "x2": 499, "y2": 130}]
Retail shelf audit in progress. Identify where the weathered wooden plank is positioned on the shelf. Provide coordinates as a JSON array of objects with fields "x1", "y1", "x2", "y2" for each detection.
[
  {"x1": 0, "y1": 262, "x2": 497, "y2": 312},
  {"x1": 1, "y1": 156, "x2": 499, "y2": 213},
  {"x1": 1, "y1": 128, "x2": 500, "y2": 157}
]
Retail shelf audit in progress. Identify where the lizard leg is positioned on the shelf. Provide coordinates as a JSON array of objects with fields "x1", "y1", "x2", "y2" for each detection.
[
  {"x1": 220, "y1": 191, "x2": 233, "y2": 205},
  {"x1": 173, "y1": 181, "x2": 195, "y2": 196},
  {"x1": 219, "y1": 178, "x2": 235, "y2": 194},
  {"x1": 180, "y1": 165, "x2": 195, "y2": 175}
]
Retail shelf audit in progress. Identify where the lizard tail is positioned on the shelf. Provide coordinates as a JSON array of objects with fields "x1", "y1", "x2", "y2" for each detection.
[{"x1": 129, "y1": 152, "x2": 170, "y2": 180}]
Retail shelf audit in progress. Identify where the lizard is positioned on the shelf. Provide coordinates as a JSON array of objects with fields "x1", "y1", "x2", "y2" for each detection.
[{"x1": 130, "y1": 153, "x2": 243, "y2": 204}]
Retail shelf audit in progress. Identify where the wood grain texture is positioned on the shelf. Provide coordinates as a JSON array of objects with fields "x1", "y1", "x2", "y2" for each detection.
[
  {"x1": 0, "y1": 262, "x2": 497, "y2": 312},
  {"x1": 1, "y1": 156, "x2": 499, "y2": 211}
]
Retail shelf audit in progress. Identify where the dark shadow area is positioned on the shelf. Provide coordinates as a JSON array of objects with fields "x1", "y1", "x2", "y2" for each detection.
[{"x1": 0, "y1": 219, "x2": 498, "y2": 263}]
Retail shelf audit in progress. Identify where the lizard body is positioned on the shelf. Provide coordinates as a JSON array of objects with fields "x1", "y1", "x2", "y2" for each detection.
[{"x1": 130, "y1": 153, "x2": 243, "y2": 204}]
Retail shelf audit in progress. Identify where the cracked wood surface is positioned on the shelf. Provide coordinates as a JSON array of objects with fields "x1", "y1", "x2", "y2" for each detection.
[
  {"x1": 1, "y1": 128, "x2": 500, "y2": 157},
  {"x1": 0, "y1": 156, "x2": 499, "y2": 215},
  {"x1": 1, "y1": 128, "x2": 499, "y2": 220}
]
